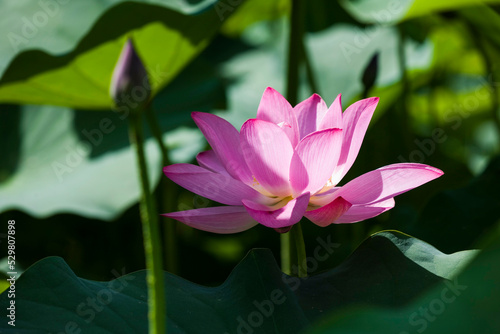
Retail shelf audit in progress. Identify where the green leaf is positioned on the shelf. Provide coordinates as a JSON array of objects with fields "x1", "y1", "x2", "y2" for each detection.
[
  {"x1": 0, "y1": 104, "x2": 162, "y2": 219},
  {"x1": 307, "y1": 227, "x2": 500, "y2": 334},
  {"x1": 0, "y1": 0, "x2": 219, "y2": 75},
  {"x1": 221, "y1": 0, "x2": 290, "y2": 37},
  {"x1": 0, "y1": 231, "x2": 477, "y2": 333},
  {"x1": 340, "y1": 0, "x2": 500, "y2": 25},
  {"x1": 0, "y1": 0, "x2": 241, "y2": 108},
  {"x1": 0, "y1": 55, "x2": 226, "y2": 219},
  {"x1": 402, "y1": 0, "x2": 500, "y2": 21}
]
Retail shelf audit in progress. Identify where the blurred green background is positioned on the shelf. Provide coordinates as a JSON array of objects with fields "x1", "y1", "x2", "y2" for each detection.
[{"x1": 0, "y1": 0, "x2": 500, "y2": 286}]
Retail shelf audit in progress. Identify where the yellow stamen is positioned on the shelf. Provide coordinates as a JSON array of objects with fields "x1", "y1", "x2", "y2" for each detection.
[{"x1": 252, "y1": 175, "x2": 260, "y2": 186}]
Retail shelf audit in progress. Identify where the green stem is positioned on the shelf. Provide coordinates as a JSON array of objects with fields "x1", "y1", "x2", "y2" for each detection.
[
  {"x1": 145, "y1": 107, "x2": 179, "y2": 274},
  {"x1": 286, "y1": 0, "x2": 304, "y2": 106},
  {"x1": 291, "y1": 222, "x2": 307, "y2": 277},
  {"x1": 129, "y1": 112, "x2": 166, "y2": 334},
  {"x1": 282, "y1": 0, "x2": 307, "y2": 277},
  {"x1": 280, "y1": 232, "x2": 292, "y2": 275},
  {"x1": 300, "y1": 36, "x2": 319, "y2": 94}
]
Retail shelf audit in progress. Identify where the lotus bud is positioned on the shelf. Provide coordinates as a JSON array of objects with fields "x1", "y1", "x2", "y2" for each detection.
[{"x1": 110, "y1": 39, "x2": 150, "y2": 112}]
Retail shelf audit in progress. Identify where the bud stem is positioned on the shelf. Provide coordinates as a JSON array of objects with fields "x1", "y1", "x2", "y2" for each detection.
[
  {"x1": 128, "y1": 112, "x2": 166, "y2": 334},
  {"x1": 145, "y1": 106, "x2": 179, "y2": 274}
]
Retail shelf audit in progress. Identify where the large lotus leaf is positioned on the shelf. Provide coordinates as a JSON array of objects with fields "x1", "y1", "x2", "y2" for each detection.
[
  {"x1": 0, "y1": 104, "x2": 205, "y2": 220},
  {"x1": 0, "y1": 50, "x2": 226, "y2": 219},
  {"x1": 0, "y1": 231, "x2": 477, "y2": 333},
  {"x1": 0, "y1": 0, "x2": 222, "y2": 75},
  {"x1": 340, "y1": 0, "x2": 500, "y2": 25},
  {"x1": 307, "y1": 226, "x2": 500, "y2": 334},
  {"x1": 0, "y1": 104, "x2": 157, "y2": 219},
  {"x1": 0, "y1": 0, "x2": 242, "y2": 108}
]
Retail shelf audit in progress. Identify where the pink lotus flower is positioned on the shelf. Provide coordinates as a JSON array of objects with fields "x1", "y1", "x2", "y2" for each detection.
[{"x1": 162, "y1": 88, "x2": 443, "y2": 233}]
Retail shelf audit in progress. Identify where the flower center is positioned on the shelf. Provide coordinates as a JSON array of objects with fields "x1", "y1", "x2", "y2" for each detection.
[{"x1": 250, "y1": 175, "x2": 293, "y2": 210}]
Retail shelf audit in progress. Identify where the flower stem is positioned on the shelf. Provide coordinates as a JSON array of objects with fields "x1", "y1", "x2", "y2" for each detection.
[
  {"x1": 300, "y1": 35, "x2": 319, "y2": 94},
  {"x1": 283, "y1": 0, "x2": 307, "y2": 277},
  {"x1": 128, "y1": 112, "x2": 166, "y2": 334},
  {"x1": 291, "y1": 222, "x2": 307, "y2": 277},
  {"x1": 145, "y1": 107, "x2": 179, "y2": 274},
  {"x1": 286, "y1": 0, "x2": 304, "y2": 106},
  {"x1": 280, "y1": 233, "x2": 292, "y2": 275}
]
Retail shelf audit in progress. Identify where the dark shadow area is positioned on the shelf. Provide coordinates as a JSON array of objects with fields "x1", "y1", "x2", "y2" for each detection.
[{"x1": 0, "y1": 104, "x2": 21, "y2": 182}]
